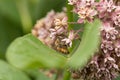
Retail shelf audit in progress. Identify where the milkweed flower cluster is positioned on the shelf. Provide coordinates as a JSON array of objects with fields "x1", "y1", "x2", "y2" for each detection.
[
  {"x1": 68, "y1": 0, "x2": 120, "y2": 24},
  {"x1": 68, "y1": 0, "x2": 120, "y2": 80},
  {"x1": 68, "y1": 0, "x2": 97, "y2": 23},
  {"x1": 32, "y1": 10, "x2": 80, "y2": 53}
]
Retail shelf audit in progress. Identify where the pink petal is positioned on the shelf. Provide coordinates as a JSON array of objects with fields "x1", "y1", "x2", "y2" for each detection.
[{"x1": 77, "y1": 18, "x2": 84, "y2": 23}]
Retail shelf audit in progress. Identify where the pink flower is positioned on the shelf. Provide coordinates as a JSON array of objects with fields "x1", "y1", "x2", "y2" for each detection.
[
  {"x1": 101, "y1": 22, "x2": 118, "y2": 40},
  {"x1": 49, "y1": 17, "x2": 68, "y2": 39},
  {"x1": 44, "y1": 10, "x2": 55, "y2": 29},
  {"x1": 115, "y1": 40, "x2": 120, "y2": 57},
  {"x1": 38, "y1": 28, "x2": 49, "y2": 39},
  {"x1": 62, "y1": 30, "x2": 74, "y2": 47},
  {"x1": 104, "y1": 56, "x2": 115, "y2": 63},
  {"x1": 97, "y1": 0, "x2": 116, "y2": 12},
  {"x1": 62, "y1": 30, "x2": 79, "y2": 47},
  {"x1": 68, "y1": 0, "x2": 78, "y2": 5},
  {"x1": 77, "y1": 7, "x2": 97, "y2": 23},
  {"x1": 97, "y1": 0, "x2": 116, "y2": 18},
  {"x1": 101, "y1": 40, "x2": 114, "y2": 53},
  {"x1": 49, "y1": 27, "x2": 66, "y2": 40},
  {"x1": 69, "y1": 0, "x2": 97, "y2": 23},
  {"x1": 106, "y1": 0, "x2": 116, "y2": 12},
  {"x1": 111, "y1": 7, "x2": 120, "y2": 26},
  {"x1": 81, "y1": 0, "x2": 95, "y2": 6},
  {"x1": 54, "y1": 17, "x2": 68, "y2": 27},
  {"x1": 49, "y1": 29, "x2": 57, "y2": 39}
]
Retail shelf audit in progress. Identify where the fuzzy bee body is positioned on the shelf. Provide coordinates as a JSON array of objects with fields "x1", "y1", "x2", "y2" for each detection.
[{"x1": 53, "y1": 35, "x2": 69, "y2": 54}]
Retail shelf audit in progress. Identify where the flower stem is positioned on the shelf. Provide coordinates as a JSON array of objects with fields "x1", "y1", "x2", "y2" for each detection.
[
  {"x1": 67, "y1": 1, "x2": 73, "y2": 30},
  {"x1": 15, "y1": 0, "x2": 33, "y2": 33},
  {"x1": 63, "y1": 70, "x2": 71, "y2": 80}
]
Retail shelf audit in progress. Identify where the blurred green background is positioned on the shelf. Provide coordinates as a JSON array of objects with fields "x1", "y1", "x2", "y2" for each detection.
[{"x1": 0, "y1": 0, "x2": 66, "y2": 59}]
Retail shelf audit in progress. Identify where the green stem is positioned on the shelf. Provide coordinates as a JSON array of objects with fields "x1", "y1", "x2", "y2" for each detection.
[
  {"x1": 63, "y1": 70, "x2": 71, "y2": 80},
  {"x1": 67, "y1": 2, "x2": 73, "y2": 30},
  {"x1": 15, "y1": 0, "x2": 33, "y2": 33},
  {"x1": 96, "y1": 0, "x2": 100, "y2": 2},
  {"x1": 55, "y1": 69, "x2": 63, "y2": 80}
]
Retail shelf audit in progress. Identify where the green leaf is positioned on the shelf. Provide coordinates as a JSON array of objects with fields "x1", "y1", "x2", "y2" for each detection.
[
  {"x1": 67, "y1": 19, "x2": 101, "y2": 69},
  {"x1": 6, "y1": 34, "x2": 67, "y2": 69},
  {"x1": 0, "y1": 60, "x2": 30, "y2": 80},
  {"x1": 114, "y1": 75, "x2": 120, "y2": 80}
]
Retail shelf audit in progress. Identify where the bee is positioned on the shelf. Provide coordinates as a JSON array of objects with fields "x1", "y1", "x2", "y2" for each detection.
[{"x1": 53, "y1": 35, "x2": 69, "y2": 54}]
